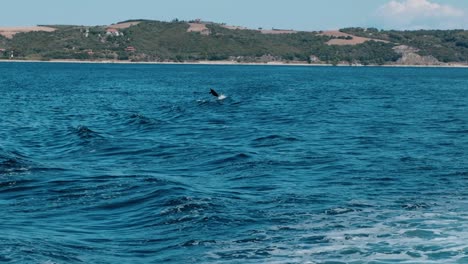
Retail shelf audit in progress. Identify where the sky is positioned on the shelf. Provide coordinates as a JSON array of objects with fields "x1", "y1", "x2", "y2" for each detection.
[{"x1": 0, "y1": 0, "x2": 467, "y2": 30}]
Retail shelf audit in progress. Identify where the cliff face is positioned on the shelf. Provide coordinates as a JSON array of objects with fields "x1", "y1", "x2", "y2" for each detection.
[{"x1": 393, "y1": 45, "x2": 441, "y2": 65}]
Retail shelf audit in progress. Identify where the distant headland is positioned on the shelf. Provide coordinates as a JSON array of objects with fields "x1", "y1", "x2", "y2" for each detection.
[{"x1": 0, "y1": 19, "x2": 467, "y2": 66}]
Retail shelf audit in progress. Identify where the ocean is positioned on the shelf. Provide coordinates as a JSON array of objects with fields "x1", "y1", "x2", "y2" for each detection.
[{"x1": 0, "y1": 62, "x2": 467, "y2": 263}]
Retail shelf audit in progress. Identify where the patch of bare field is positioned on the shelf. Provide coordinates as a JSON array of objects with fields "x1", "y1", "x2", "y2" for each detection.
[
  {"x1": 261, "y1": 29, "x2": 297, "y2": 34},
  {"x1": 221, "y1": 25, "x2": 249, "y2": 30},
  {"x1": 320, "y1": 30, "x2": 388, "y2": 45},
  {"x1": 187, "y1": 23, "x2": 208, "y2": 32},
  {"x1": 187, "y1": 23, "x2": 210, "y2": 35},
  {"x1": 0, "y1": 26, "x2": 56, "y2": 39},
  {"x1": 107, "y1": 21, "x2": 141, "y2": 29}
]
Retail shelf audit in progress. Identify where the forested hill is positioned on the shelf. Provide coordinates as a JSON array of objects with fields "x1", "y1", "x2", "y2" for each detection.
[{"x1": 0, "y1": 20, "x2": 467, "y2": 65}]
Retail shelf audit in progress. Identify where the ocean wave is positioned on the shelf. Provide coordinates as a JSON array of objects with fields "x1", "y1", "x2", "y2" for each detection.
[
  {"x1": 0, "y1": 150, "x2": 32, "y2": 175},
  {"x1": 1, "y1": 63, "x2": 467, "y2": 263},
  {"x1": 251, "y1": 134, "x2": 299, "y2": 147},
  {"x1": 0, "y1": 157, "x2": 30, "y2": 175},
  {"x1": 73, "y1": 125, "x2": 102, "y2": 140},
  {"x1": 126, "y1": 113, "x2": 161, "y2": 129},
  {"x1": 128, "y1": 113, "x2": 153, "y2": 124},
  {"x1": 204, "y1": 153, "x2": 252, "y2": 166},
  {"x1": 160, "y1": 196, "x2": 217, "y2": 216}
]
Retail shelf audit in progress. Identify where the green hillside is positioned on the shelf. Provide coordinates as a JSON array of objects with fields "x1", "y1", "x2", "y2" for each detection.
[
  {"x1": 341, "y1": 27, "x2": 468, "y2": 63},
  {"x1": 0, "y1": 20, "x2": 467, "y2": 65}
]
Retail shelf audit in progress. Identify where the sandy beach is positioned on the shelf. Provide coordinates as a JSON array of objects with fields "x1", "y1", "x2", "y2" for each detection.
[{"x1": 1, "y1": 59, "x2": 467, "y2": 68}]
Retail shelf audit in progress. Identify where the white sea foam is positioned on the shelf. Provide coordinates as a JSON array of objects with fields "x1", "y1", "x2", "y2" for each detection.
[{"x1": 206, "y1": 202, "x2": 468, "y2": 263}]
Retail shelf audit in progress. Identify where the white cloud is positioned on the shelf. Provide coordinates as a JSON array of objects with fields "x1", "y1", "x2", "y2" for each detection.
[{"x1": 375, "y1": 0, "x2": 467, "y2": 29}]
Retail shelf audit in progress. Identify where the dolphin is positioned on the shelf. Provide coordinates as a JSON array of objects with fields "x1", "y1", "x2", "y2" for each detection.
[{"x1": 209, "y1": 88, "x2": 219, "y2": 97}]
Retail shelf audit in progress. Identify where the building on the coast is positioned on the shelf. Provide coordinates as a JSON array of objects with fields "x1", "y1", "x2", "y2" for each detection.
[
  {"x1": 125, "y1": 46, "x2": 136, "y2": 52},
  {"x1": 309, "y1": 55, "x2": 320, "y2": 63},
  {"x1": 106, "y1": 28, "x2": 121, "y2": 36}
]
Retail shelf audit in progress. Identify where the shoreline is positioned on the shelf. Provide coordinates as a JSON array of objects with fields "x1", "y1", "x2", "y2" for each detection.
[{"x1": 1, "y1": 59, "x2": 468, "y2": 68}]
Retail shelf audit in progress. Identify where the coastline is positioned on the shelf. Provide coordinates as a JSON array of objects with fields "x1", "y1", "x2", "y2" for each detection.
[{"x1": 1, "y1": 59, "x2": 468, "y2": 68}]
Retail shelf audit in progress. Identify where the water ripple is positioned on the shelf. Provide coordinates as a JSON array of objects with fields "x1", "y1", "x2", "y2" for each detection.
[{"x1": 0, "y1": 63, "x2": 467, "y2": 263}]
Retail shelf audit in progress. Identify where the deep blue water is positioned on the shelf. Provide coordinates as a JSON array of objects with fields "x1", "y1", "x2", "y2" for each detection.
[{"x1": 0, "y1": 62, "x2": 467, "y2": 263}]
